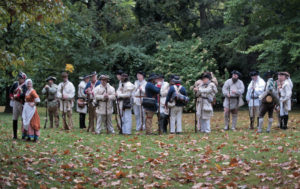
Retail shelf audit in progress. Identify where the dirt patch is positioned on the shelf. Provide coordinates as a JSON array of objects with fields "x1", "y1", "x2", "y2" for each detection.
[{"x1": 0, "y1": 106, "x2": 4, "y2": 113}]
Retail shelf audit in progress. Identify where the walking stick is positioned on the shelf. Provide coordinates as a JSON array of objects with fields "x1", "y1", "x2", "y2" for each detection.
[
  {"x1": 194, "y1": 92, "x2": 197, "y2": 133},
  {"x1": 115, "y1": 94, "x2": 123, "y2": 134},
  {"x1": 44, "y1": 90, "x2": 48, "y2": 129},
  {"x1": 105, "y1": 86, "x2": 109, "y2": 134},
  {"x1": 158, "y1": 94, "x2": 161, "y2": 135}
]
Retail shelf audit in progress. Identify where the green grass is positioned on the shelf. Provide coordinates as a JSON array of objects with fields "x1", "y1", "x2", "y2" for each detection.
[{"x1": 0, "y1": 108, "x2": 299, "y2": 188}]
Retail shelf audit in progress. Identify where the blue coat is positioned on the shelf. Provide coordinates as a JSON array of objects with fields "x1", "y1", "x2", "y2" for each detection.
[
  {"x1": 145, "y1": 82, "x2": 161, "y2": 101},
  {"x1": 166, "y1": 85, "x2": 187, "y2": 107},
  {"x1": 144, "y1": 82, "x2": 161, "y2": 112},
  {"x1": 84, "y1": 80, "x2": 101, "y2": 94}
]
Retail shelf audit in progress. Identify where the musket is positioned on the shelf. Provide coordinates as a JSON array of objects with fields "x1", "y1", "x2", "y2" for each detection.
[
  {"x1": 194, "y1": 91, "x2": 197, "y2": 133},
  {"x1": 228, "y1": 85, "x2": 231, "y2": 126},
  {"x1": 115, "y1": 92, "x2": 123, "y2": 134},
  {"x1": 44, "y1": 89, "x2": 49, "y2": 129},
  {"x1": 139, "y1": 84, "x2": 144, "y2": 131},
  {"x1": 158, "y1": 93, "x2": 161, "y2": 135},
  {"x1": 61, "y1": 84, "x2": 69, "y2": 130},
  {"x1": 105, "y1": 86, "x2": 109, "y2": 134},
  {"x1": 252, "y1": 82, "x2": 255, "y2": 122}
]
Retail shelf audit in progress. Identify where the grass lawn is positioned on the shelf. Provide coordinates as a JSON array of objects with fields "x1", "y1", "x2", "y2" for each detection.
[{"x1": 0, "y1": 107, "x2": 299, "y2": 188}]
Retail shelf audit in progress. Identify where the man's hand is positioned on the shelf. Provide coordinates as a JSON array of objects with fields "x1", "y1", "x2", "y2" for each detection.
[
  {"x1": 104, "y1": 94, "x2": 109, "y2": 100},
  {"x1": 193, "y1": 87, "x2": 198, "y2": 92},
  {"x1": 63, "y1": 94, "x2": 68, "y2": 100},
  {"x1": 45, "y1": 85, "x2": 49, "y2": 89}
]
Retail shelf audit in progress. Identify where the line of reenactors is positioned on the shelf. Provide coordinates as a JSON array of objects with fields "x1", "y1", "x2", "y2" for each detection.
[{"x1": 9, "y1": 69, "x2": 293, "y2": 140}]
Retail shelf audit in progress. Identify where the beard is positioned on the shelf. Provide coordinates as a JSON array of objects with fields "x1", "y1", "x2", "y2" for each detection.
[{"x1": 232, "y1": 78, "x2": 238, "y2": 83}]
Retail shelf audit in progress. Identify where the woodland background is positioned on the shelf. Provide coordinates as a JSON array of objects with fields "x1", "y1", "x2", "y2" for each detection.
[{"x1": 1, "y1": 0, "x2": 299, "y2": 112}]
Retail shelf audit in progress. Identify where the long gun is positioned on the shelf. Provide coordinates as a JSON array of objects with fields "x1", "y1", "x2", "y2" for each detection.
[
  {"x1": 228, "y1": 86, "x2": 231, "y2": 126},
  {"x1": 158, "y1": 93, "x2": 161, "y2": 135},
  {"x1": 139, "y1": 85, "x2": 144, "y2": 131},
  {"x1": 61, "y1": 84, "x2": 69, "y2": 130},
  {"x1": 44, "y1": 89, "x2": 49, "y2": 129},
  {"x1": 105, "y1": 86, "x2": 109, "y2": 134},
  {"x1": 252, "y1": 82, "x2": 255, "y2": 123},
  {"x1": 194, "y1": 91, "x2": 197, "y2": 133},
  {"x1": 115, "y1": 93, "x2": 123, "y2": 134}
]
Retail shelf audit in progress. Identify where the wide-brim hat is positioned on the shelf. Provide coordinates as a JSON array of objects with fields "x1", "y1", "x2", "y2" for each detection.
[
  {"x1": 231, "y1": 70, "x2": 242, "y2": 77},
  {"x1": 99, "y1": 75, "x2": 110, "y2": 80},
  {"x1": 249, "y1": 70, "x2": 259, "y2": 77},
  {"x1": 46, "y1": 76, "x2": 57, "y2": 82}
]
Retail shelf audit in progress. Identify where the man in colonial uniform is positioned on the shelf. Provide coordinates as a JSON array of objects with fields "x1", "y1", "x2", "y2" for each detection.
[
  {"x1": 42, "y1": 76, "x2": 59, "y2": 128},
  {"x1": 57, "y1": 72, "x2": 75, "y2": 130},
  {"x1": 85, "y1": 71, "x2": 101, "y2": 132},
  {"x1": 277, "y1": 72, "x2": 293, "y2": 129},
  {"x1": 133, "y1": 71, "x2": 147, "y2": 131},
  {"x1": 76, "y1": 75, "x2": 89, "y2": 129},
  {"x1": 245, "y1": 71, "x2": 265, "y2": 129},
  {"x1": 222, "y1": 70, "x2": 245, "y2": 130},
  {"x1": 166, "y1": 76, "x2": 188, "y2": 134},
  {"x1": 257, "y1": 71, "x2": 279, "y2": 133},
  {"x1": 193, "y1": 72, "x2": 218, "y2": 131},
  {"x1": 9, "y1": 72, "x2": 27, "y2": 139},
  {"x1": 157, "y1": 74, "x2": 170, "y2": 133},
  {"x1": 144, "y1": 74, "x2": 161, "y2": 135},
  {"x1": 195, "y1": 73, "x2": 218, "y2": 133},
  {"x1": 116, "y1": 73, "x2": 135, "y2": 135},
  {"x1": 94, "y1": 75, "x2": 116, "y2": 134}
]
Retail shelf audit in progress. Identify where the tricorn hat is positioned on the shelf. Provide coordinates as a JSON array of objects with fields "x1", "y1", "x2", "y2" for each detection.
[
  {"x1": 278, "y1": 72, "x2": 290, "y2": 77},
  {"x1": 99, "y1": 75, "x2": 110, "y2": 80},
  {"x1": 171, "y1": 76, "x2": 181, "y2": 84},
  {"x1": 90, "y1": 71, "x2": 97, "y2": 76},
  {"x1": 17, "y1": 72, "x2": 27, "y2": 80},
  {"x1": 148, "y1": 73, "x2": 159, "y2": 81},
  {"x1": 121, "y1": 73, "x2": 129, "y2": 78},
  {"x1": 249, "y1": 70, "x2": 259, "y2": 77},
  {"x1": 79, "y1": 75, "x2": 90, "y2": 80},
  {"x1": 231, "y1": 70, "x2": 242, "y2": 77},
  {"x1": 201, "y1": 72, "x2": 212, "y2": 80},
  {"x1": 116, "y1": 70, "x2": 124, "y2": 75},
  {"x1": 136, "y1": 71, "x2": 146, "y2": 77}
]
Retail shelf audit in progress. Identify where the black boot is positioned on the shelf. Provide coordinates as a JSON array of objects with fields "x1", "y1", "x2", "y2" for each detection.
[
  {"x1": 249, "y1": 117, "x2": 254, "y2": 129},
  {"x1": 279, "y1": 116, "x2": 284, "y2": 129},
  {"x1": 163, "y1": 115, "x2": 169, "y2": 133},
  {"x1": 83, "y1": 114, "x2": 86, "y2": 128},
  {"x1": 79, "y1": 113, "x2": 86, "y2": 129},
  {"x1": 13, "y1": 120, "x2": 18, "y2": 139},
  {"x1": 158, "y1": 114, "x2": 165, "y2": 133},
  {"x1": 257, "y1": 117, "x2": 260, "y2": 128},
  {"x1": 283, "y1": 115, "x2": 288, "y2": 130}
]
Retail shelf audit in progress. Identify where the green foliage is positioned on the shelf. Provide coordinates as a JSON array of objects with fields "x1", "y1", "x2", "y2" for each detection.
[{"x1": 154, "y1": 37, "x2": 221, "y2": 111}]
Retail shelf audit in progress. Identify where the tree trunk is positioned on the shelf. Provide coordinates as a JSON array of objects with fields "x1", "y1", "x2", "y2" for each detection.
[{"x1": 4, "y1": 86, "x2": 12, "y2": 113}]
